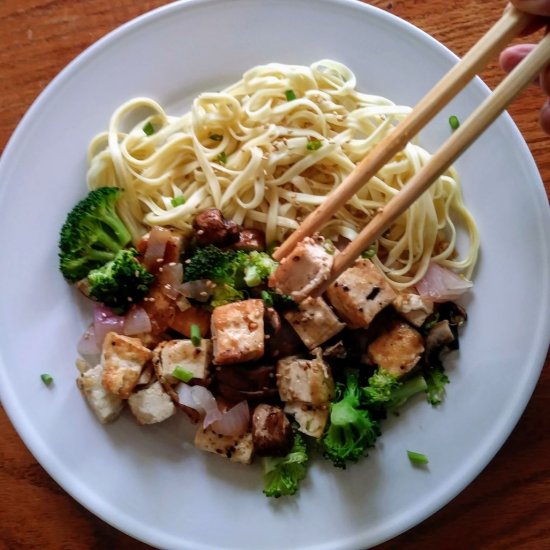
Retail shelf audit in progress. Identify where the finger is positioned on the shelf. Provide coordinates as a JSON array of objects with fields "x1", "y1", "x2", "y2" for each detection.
[
  {"x1": 539, "y1": 98, "x2": 550, "y2": 134},
  {"x1": 499, "y1": 44, "x2": 537, "y2": 73},
  {"x1": 511, "y1": 0, "x2": 550, "y2": 17}
]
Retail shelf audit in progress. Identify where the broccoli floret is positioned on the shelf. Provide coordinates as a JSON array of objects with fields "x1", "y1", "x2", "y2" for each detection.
[
  {"x1": 363, "y1": 369, "x2": 400, "y2": 404},
  {"x1": 322, "y1": 371, "x2": 380, "y2": 468},
  {"x1": 210, "y1": 284, "x2": 245, "y2": 308},
  {"x1": 184, "y1": 245, "x2": 278, "y2": 307},
  {"x1": 262, "y1": 431, "x2": 308, "y2": 498},
  {"x1": 363, "y1": 368, "x2": 428, "y2": 411},
  {"x1": 423, "y1": 365, "x2": 449, "y2": 406},
  {"x1": 59, "y1": 187, "x2": 132, "y2": 282},
  {"x1": 87, "y1": 248, "x2": 154, "y2": 314},
  {"x1": 243, "y1": 251, "x2": 278, "y2": 287},
  {"x1": 184, "y1": 245, "x2": 244, "y2": 286}
]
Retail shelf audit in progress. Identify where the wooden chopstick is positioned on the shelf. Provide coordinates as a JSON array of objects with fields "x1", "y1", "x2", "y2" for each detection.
[
  {"x1": 311, "y1": 29, "x2": 550, "y2": 296},
  {"x1": 272, "y1": 5, "x2": 533, "y2": 264}
]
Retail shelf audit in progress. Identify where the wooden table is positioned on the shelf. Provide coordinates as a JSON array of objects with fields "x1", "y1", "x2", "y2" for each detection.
[{"x1": 1, "y1": 1, "x2": 549, "y2": 548}]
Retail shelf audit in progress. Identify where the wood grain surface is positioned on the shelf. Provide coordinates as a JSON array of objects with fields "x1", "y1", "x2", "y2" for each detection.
[{"x1": 1, "y1": 1, "x2": 549, "y2": 549}]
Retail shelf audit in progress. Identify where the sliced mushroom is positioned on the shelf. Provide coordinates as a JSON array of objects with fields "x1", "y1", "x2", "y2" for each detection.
[
  {"x1": 251, "y1": 404, "x2": 293, "y2": 456},
  {"x1": 214, "y1": 364, "x2": 278, "y2": 403},
  {"x1": 425, "y1": 319, "x2": 456, "y2": 356},
  {"x1": 193, "y1": 208, "x2": 240, "y2": 247}
]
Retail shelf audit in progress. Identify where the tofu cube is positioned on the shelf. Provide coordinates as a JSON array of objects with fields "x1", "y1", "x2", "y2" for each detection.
[
  {"x1": 101, "y1": 332, "x2": 152, "y2": 399},
  {"x1": 77, "y1": 364, "x2": 124, "y2": 424},
  {"x1": 367, "y1": 320, "x2": 425, "y2": 377},
  {"x1": 393, "y1": 292, "x2": 434, "y2": 327},
  {"x1": 194, "y1": 427, "x2": 254, "y2": 464},
  {"x1": 276, "y1": 350, "x2": 335, "y2": 405},
  {"x1": 284, "y1": 402, "x2": 329, "y2": 439},
  {"x1": 284, "y1": 297, "x2": 345, "y2": 350},
  {"x1": 153, "y1": 339, "x2": 213, "y2": 385},
  {"x1": 251, "y1": 404, "x2": 293, "y2": 456},
  {"x1": 128, "y1": 381, "x2": 176, "y2": 425},
  {"x1": 326, "y1": 259, "x2": 396, "y2": 329},
  {"x1": 211, "y1": 299, "x2": 265, "y2": 365}
]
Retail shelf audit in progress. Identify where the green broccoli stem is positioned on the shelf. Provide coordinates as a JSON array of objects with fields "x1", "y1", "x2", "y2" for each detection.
[
  {"x1": 99, "y1": 206, "x2": 132, "y2": 246},
  {"x1": 388, "y1": 375, "x2": 428, "y2": 410}
]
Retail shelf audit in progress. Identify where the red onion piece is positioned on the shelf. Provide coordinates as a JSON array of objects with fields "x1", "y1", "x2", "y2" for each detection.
[
  {"x1": 159, "y1": 263, "x2": 184, "y2": 300},
  {"x1": 211, "y1": 401, "x2": 250, "y2": 436},
  {"x1": 123, "y1": 306, "x2": 152, "y2": 336},
  {"x1": 176, "y1": 383, "x2": 221, "y2": 425},
  {"x1": 179, "y1": 279, "x2": 214, "y2": 302},
  {"x1": 416, "y1": 262, "x2": 473, "y2": 302},
  {"x1": 93, "y1": 304, "x2": 125, "y2": 345},
  {"x1": 77, "y1": 323, "x2": 100, "y2": 356},
  {"x1": 143, "y1": 226, "x2": 171, "y2": 269}
]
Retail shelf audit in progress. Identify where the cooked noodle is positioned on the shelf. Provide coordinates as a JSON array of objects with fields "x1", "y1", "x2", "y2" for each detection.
[{"x1": 87, "y1": 60, "x2": 479, "y2": 289}]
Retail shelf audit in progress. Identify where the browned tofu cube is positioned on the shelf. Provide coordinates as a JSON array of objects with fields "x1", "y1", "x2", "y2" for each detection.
[
  {"x1": 284, "y1": 402, "x2": 329, "y2": 439},
  {"x1": 269, "y1": 236, "x2": 334, "y2": 302},
  {"x1": 101, "y1": 332, "x2": 152, "y2": 399},
  {"x1": 284, "y1": 297, "x2": 345, "y2": 350},
  {"x1": 367, "y1": 320, "x2": 425, "y2": 377},
  {"x1": 326, "y1": 259, "x2": 396, "y2": 328},
  {"x1": 194, "y1": 427, "x2": 254, "y2": 464},
  {"x1": 211, "y1": 299, "x2": 265, "y2": 365},
  {"x1": 153, "y1": 339, "x2": 213, "y2": 385},
  {"x1": 251, "y1": 404, "x2": 293, "y2": 456},
  {"x1": 276, "y1": 350, "x2": 335, "y2": 405},
  {"x1": 128, "y1": 381, "x2": 176, "y2": 425},
  {"x1": 393, "y1": 292, "x2": 434, "y2": 327}
]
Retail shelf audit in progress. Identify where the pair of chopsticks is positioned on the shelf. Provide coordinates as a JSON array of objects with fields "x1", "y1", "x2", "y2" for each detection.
[{"x1": 272, "y1": 5, "x2": 550, "y2": 296}]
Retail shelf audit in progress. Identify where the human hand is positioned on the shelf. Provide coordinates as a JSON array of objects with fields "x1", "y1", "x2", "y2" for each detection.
[{"x1": 499, "y1": 0, "x2": 550, "y2": 133}]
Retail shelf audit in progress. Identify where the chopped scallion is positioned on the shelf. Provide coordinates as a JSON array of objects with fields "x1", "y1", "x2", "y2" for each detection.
[
  {"x1": 424, "y1": 313, "x2": 440, "y2": 330},
  {"x1": 407, "y1": 450, "x2": 429, "y2": 465},
  {"x1": 41, "y1": 373, "x2": 54, "y2": 386},
  {"x1": 285, "y1": 89, "x2": 297, "y2": 101},
  {"x1": 209, "y1": 134, "x2": 223, "y2": 141},
  {"x1": 217, "y1": 151, "x2": 228, "y2": 164},
  {"x1": 261, "y1": 290, "x2": 274, "y2": 307},
  {"x1": 449, "y1": 115, "x2": 460, "y2": 131},
  {"x1": 190, "y1": 323, "x2": 202, "y2": 347},
  {"x1": 361, "y1": 246, "x2": 376, "y2": 259},
  {"x1": 306, "y1": 139, "x2": 322, "y2": 151},
  {"x1": 172, "y1": 366, "x2": 194, "y2": 383},
  {"x1": 171, "y1": 196, "x2": 186, "y2": 207},
  {"x1": 143, "y1": 122, "x2": 155, "y2": 136}
]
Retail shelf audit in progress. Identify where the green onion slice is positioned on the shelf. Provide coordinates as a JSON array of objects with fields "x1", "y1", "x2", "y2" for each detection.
[
  {"x1": 361, "y1": 246, "x2": 376, "y2": 259},
  {"x1": 217, "y1": 151, "x2": 228, "y2": 164},
  {"x1": 306, "y1": 139, "x2": 322, "y2": 151},
  {"x1": 41, "y1": 373, "x2": 54, "y2": 386},
  {"x1": 171, "y1": 196, "x2": 186, "y2": 207},
  {"x1": 143, "y1": 122, "x2": 155, "y2": 136},
  {"x1": 449, "y1": 115, "x2": 460, "y2": 131},
  {"x1": 407, "y1": 450, "x2": 429, "y2": 465},
  {"x1": 285, "y1": 89, "x2": 297, "y2": 101},
  {"x1": 209, "y1": 134, "x2": 223, "y2": 141},
  {"x1": 190, "y1": 323, "x2": 202, "y2": 347},
  {"x1": 172, "y1": 366, "x2": 194, "y2": 383}
]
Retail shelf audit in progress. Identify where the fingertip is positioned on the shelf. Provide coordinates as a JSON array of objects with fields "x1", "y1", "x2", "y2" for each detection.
[
  {"x1": 511, "y1": 0, "x2": 550, "y2": 17},
  {"x1": 499, "y1": 44, "x2": 536, "y2": 73}
]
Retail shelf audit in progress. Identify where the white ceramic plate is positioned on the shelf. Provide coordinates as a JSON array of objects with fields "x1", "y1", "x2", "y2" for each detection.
[{"x1": 1, "y1": 1, "x2": 549, "y2": 548}]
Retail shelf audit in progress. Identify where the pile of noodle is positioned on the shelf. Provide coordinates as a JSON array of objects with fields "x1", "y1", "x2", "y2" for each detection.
[{"x1": 87, "y1": 60, "x2": 479, "y2": 289}]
